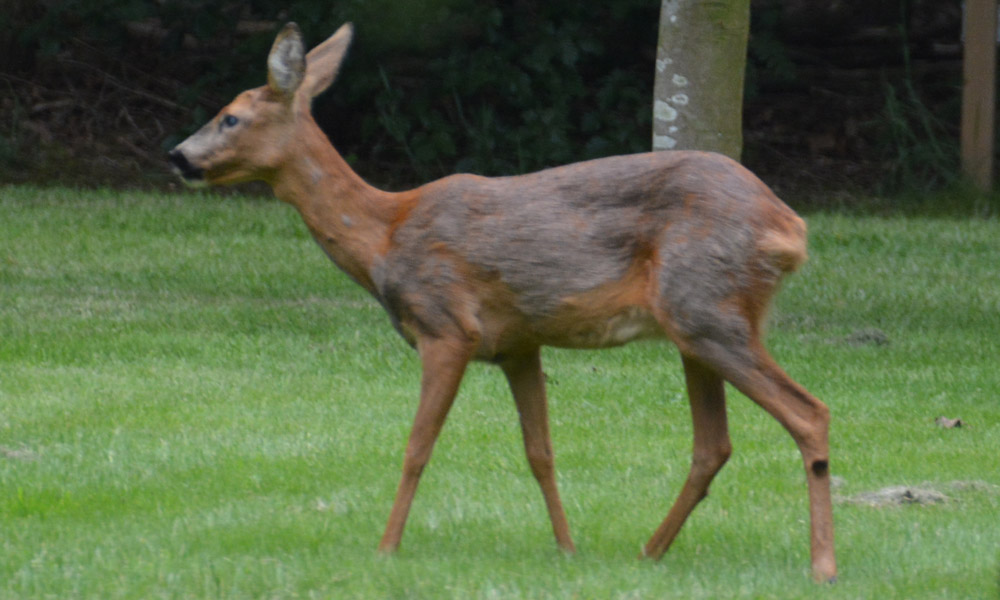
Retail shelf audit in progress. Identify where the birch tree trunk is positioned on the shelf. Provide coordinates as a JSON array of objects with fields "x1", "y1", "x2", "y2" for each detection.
[{"x1": 653, "y1": 0, "x2": 750, "y2": 160}]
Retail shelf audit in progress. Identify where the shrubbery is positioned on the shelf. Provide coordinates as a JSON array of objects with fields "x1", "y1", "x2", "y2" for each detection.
[
  {"x1": 5, "y1": 0, "x2": 657, "y2": 187},
  {"x1": 3, "y1": 0, "x2": 968, "y2": 197}
]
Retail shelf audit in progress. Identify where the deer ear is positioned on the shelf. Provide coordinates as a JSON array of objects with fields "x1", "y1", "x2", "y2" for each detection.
[
  {"x1": 302, "y1": 23, "x2": 354, "y2": 99},
  {"x1": 267, "y1": 22, "x2": 306, "y2": 98}
]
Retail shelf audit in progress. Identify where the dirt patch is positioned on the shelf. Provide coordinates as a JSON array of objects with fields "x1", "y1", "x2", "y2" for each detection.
[
  {"x1": 0, "y1": 445, "x2": 37, "y2": 462},
  {"x1": 839, "y1": 480, "x2": 999, "y2": 507},
  {"x1": 842, "y1": 328, "x2": 890, "y2": 347},
  {"x1": 934, "y1": 416, "x2": 964, "y2": 428},
  {"x1": 841, "y1": 486, "x2": 948, "y2": 507}
]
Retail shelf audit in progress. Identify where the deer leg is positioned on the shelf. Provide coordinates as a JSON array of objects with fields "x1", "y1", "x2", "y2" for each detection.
[
  {"x1": 378, "y1": 335, "x2": 474, "y2": 554},
  {"x1": 501, "y1": 349, "x2": 576, "y2": 553},
  {"x1": 643, "y1": 353, "x2": 731, "y2": 560},
  {"x1": 748, "y1": 354, "x2": 836, "y2": 583},
  {"x1": 687, "y1": 338, "x2": 836, "y2": 582}
]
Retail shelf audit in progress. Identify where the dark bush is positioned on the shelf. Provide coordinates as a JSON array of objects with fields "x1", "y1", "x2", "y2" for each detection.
[{"x1": 4, "y1": 0, "x2": 657, "y2": 188}]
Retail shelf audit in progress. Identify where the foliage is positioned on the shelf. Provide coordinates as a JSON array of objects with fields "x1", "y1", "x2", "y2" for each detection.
[
  {"x1": 872, "y1": 10, "x2": 961, "y2": 195},
  {"x1": 2, "y1": 0, "x2": 975, "y2": 196},
  {"x1": 876, "y1": 77, "x2": 960, "y2": 194},
  {"x1": 4, "y1": 0, "x2": 657, "y2": 186},
  {"x1": 744, "y1": 3, "x2": 798, "y2": 100},
  {"x1": 3, "y1": 186, "x2": 1000, "y2": 598},
  {"x1": 329, "y1": 0, "x2": 658, "y2": 182}
]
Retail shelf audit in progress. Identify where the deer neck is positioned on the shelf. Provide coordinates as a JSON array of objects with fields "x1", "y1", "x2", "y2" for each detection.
[{"x1": 269, "y1": 117, "x2": 399, "y2": 294}]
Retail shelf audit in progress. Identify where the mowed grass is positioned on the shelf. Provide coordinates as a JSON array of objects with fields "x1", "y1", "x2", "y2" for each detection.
[{"x1": 2, "y1": 185, "x2": 999, "y2": 599}]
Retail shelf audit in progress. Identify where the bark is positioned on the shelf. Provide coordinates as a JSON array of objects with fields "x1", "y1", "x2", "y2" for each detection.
[
  {"x1": 961, "y1": 0, "x2": 997, "y2": 189},
  {"x1": 653, "y1": 0, "x2": 750, "y2": 160}
]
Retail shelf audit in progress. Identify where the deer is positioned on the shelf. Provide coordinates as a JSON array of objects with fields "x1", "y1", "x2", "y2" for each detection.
[{"x1": 168, "y1": 23, "x2": 837, "y2": 582}]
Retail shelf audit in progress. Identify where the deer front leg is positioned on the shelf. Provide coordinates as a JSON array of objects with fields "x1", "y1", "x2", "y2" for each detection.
[
  {"x1": 501, "y1": 349, "x2": 576, "y2": 553},
  {"x1": 378, "y1": 335, "x2": 474, "y2": 554},
  {"x1": 643, "y1": 354, "x2": 731, "y2": 560}
]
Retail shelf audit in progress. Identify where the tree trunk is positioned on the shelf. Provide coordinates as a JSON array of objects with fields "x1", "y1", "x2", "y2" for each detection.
[
  {"x1": 653, "y1": 0, "x2": 750, "y2": 160},
  {"x1": 961, "y1": 0, "x2": 997, "y2": 190}
]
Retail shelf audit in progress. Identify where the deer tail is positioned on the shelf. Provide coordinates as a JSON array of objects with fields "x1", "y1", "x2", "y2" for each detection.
[{"x1": 760, "y1": 214, "x2": 808, "y2": 274}]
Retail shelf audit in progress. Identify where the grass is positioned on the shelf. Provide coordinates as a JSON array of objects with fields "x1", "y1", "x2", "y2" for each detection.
[{"x1": 2, "y1": 184, "x2": 999, "y2": 599}]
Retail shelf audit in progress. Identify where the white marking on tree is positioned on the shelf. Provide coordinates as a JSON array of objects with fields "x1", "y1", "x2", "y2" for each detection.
[
  {"x1": 653, "y1": 134, "x2": 677, "y2": 149},
  {"x1": 654, "y1": 100, "x2": 678, "y2": 122}
]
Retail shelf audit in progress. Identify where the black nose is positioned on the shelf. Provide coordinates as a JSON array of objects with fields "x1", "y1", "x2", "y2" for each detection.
[{"x1": 168, "y1": 149, "x2": 204, "y2": 180}]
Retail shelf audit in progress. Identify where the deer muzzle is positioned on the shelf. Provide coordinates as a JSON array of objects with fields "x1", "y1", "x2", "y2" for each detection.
[{"x1": 168, "y1": 149, "x2": 205, "y2": 185}]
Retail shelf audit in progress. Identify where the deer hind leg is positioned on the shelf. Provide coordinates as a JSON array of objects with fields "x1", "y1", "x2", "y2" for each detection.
[
  {"x1": 643, "y1": 353, "x2": 731, "y2": 560},
  {"x1": 747, "y1": 350, "x2": 836, "y2": 583},
  {"x1": 501, "y1": 349, "x2": 575, "y2": 553},
  {"x1": 680, "y1": 332, "x2": 837, "y2": 582},
  {"x1": 378, "y1": 335, "x2": 474, "y2": 554}
]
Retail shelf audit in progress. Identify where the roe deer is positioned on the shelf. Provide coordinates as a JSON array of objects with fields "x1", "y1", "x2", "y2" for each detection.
[{"x1": 168, "y1": 23, "x2": 836, "y2": 581}]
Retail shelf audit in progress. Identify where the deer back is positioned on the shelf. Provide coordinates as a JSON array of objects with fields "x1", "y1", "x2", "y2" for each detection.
[{"x1": 371, "y1": 151, "x2": 805, "y2": 358}]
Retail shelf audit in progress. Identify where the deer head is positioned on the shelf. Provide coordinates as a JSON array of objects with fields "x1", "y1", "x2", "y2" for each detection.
[{"x1": 168, "y1": 22, "x2": 353, "y2": 186}]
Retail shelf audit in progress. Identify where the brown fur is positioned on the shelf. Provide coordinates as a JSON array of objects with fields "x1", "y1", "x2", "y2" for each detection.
[{"x1": 168, "y1": 23, "x2": 837, "y2": 582}]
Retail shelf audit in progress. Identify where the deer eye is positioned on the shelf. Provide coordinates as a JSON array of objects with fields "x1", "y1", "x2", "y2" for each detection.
[{"x1": 221, "y1": 115, "x2": 240, "y2": 128}]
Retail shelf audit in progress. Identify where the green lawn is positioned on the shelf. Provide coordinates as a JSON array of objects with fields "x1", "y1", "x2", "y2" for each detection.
[{"x1": 2, "y1": 185, "x2": 998, "y2": 599}]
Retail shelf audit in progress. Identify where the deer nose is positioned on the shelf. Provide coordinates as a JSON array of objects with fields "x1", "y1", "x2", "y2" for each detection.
[{"x1": 168, "y1": 149, "x2": 204, "y2": 181}]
